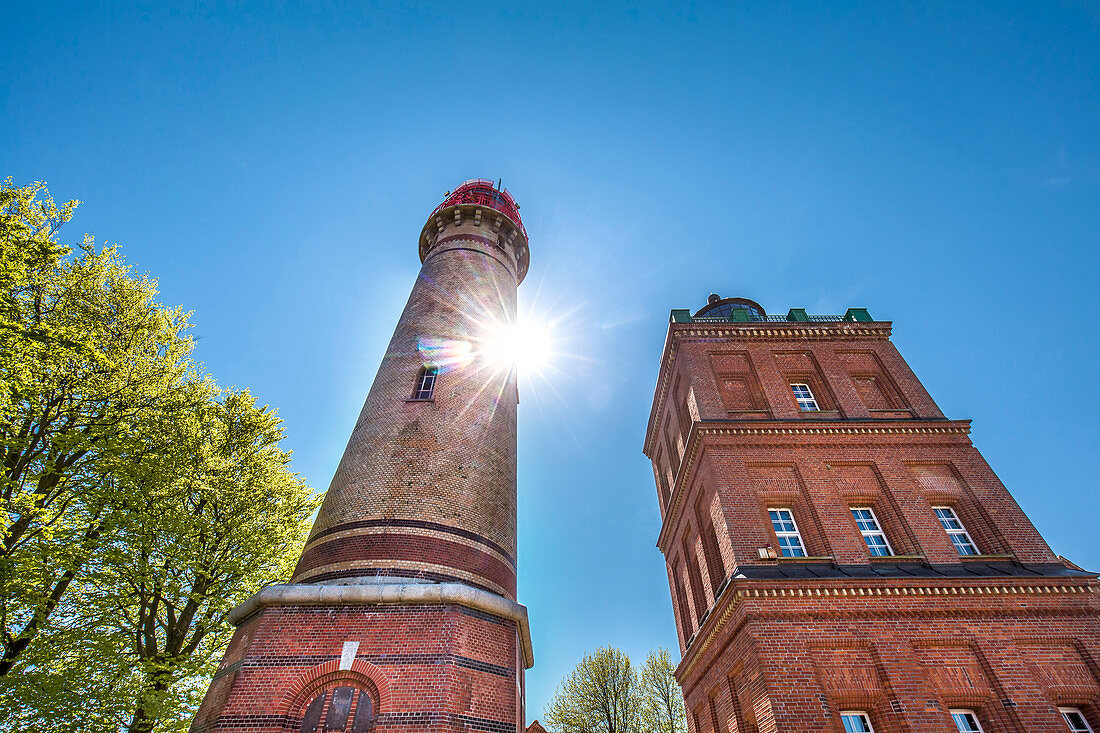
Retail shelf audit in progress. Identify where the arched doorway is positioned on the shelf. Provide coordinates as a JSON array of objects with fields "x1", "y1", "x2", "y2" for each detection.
[{"x1": 299, "y1": 685, "x2": 374, "y2": 733}]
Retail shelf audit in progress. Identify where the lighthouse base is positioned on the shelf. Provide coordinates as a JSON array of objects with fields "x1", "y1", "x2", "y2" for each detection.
[{"x1": 190, "y1": 584, "x2": 532, "y2": 733}]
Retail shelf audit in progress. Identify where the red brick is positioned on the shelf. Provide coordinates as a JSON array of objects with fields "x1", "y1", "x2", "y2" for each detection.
[{"x1": 644, "y1": 303, "x2": 1100, "y2": 732}]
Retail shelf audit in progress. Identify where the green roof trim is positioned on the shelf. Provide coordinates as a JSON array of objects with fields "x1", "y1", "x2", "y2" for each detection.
[
  {"x1": 786, "y1": 308, "x2": 809, "y2": 322},
  {"x1": 670, "y1": 309, "x2": 692, "y2": 323},
  {"x1": 844, "y1": 308, "x2": 873, "y2": 322}
]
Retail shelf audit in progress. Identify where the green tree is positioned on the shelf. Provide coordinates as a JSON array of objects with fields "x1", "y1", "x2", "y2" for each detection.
[
  {"x1": 0, "y1": 180, "x2": 319, "y2": 732},
  {"x1": 0, "y1": 179, "x2": 197, "y2": 676},
  {"x1": 639, "y1": 649, "x2": 686, "y2": 733},
  {"x1": 546, "y1": 647, "x2": 641, "y2": 733},
  {"x1": 104, "y1": 388, "x2": 317, "y2": 733},
  {"x1": 546, "y1": 647, "x2": 687, "y2": 733}
]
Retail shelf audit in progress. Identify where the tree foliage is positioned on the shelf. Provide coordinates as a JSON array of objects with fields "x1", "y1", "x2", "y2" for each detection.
[
  {"x1": 0, "y1": 179, "x2": 196, "y2": 676},
  {"x1": 639, "y1": 649, "x2": 686, "y2": 733},
  {"x1": 546, "y1": 647, "x2": 686, "y2": 733},
  {"x1": 0, "y1": 179, "x2": 319, "y2": 732}
]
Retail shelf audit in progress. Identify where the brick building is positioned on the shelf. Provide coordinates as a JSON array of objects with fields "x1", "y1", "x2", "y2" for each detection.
[
  {"x1": 191, "y1": 181, "x2": 534, "y2": 733},
  {"x1": 643, "y1": 295, "x2": 1100, "y2": 733}
]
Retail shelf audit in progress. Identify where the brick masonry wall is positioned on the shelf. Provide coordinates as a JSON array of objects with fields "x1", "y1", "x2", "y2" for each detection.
[
  {"x1": 664, "y1": 431, "x2": 1057, "y2": 590},
  {"x1": 679, "y1": 582, "x2": 1100, "y2": 733},
  {"x1": 295, "y1": 211, "x2": 526, "y2": 598},
  {"x1": 190, "y1": 603, "x2": 523, "y2": 733},
  {"x1": 644, "y1": 316, "x2": 1100, "y2": 731}
]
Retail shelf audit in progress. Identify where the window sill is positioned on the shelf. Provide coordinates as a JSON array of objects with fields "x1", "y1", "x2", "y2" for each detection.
[
  {"x1": 797, "y1": 410, "x2": 840, "y2": 420},
  {"x1": 868, "y1": 410, "x2": 914, "y2": 419},
  {"x1": 405, "y1": 398, "x2": 435, "y2": 403},
  {"x1": 959, "y1": 553, "x2": 1015, "y2": 561},
  {"x1": 776, "y1": 555, "x2": 834, "y2": 563},
  {"x1": 869, "y1": 554, "x2": 925, "y2": 562}
]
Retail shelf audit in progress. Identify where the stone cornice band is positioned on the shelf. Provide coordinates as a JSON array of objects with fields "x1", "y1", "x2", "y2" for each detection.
[
  {"x1": 227, "y1": 583, "x2": 534, "y2": 669},
  {"x1": 420, "y1": 204, "x2": 529, "y2": 283},
  {"x1": 678, "y1": 578, "x2": 1098, "y2": 682}
]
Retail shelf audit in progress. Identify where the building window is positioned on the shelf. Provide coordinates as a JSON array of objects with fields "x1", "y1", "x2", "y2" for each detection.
[
  {"x1": 950, "y1": 709, "x2": 984, "y2": 732},
  {"x1": 841, "y1": 712, "x2": 874, "y2": 732},
  {"x1": 1061, "y1": 708, "x2": 1094, "y2": 732},
  {"x1": 790, "y1": 383, "x2": 819, "y2": 411},
  {"x1": 933, "y1": 506, "x2": 979, "y2": 555},
  {"x1": 851, "y1": 507, "x2": 893, "y2": 557},
  {"x1": 768, "y1": 508, "x2": 806, "y2": 557},
  {"x1": 412, "y1": 366, "x2": 438, "y2": 400}
]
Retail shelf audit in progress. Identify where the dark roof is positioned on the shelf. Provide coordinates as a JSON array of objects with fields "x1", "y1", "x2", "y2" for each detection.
[{"x1": 693, "y1": 296, "x2": 767, "y2": 319}]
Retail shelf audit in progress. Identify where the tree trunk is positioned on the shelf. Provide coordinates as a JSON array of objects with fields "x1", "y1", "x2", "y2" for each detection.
[{"x1": 127, "y1": 671, "x2": 172, "y2": 733}]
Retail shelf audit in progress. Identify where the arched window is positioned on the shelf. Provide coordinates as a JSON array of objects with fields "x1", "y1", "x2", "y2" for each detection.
[
  {"x1": 300, "y1": 686, "x2": 373, "y2": 733},
  {"x1": 412, "y1": 366, "x2": 437, "y2": 400}
]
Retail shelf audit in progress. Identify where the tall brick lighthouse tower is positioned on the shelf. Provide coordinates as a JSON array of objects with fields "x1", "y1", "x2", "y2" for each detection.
[
  {"x1": 192, "y1": 180, "x2": 534, "y2": 733},
  {"x1": 644, "y1": 296, "x2": 1100, "y2": 733}
]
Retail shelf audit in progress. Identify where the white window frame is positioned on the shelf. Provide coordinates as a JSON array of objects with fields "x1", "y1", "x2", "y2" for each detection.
[
  {"x1": 840, "y1": 711, "x2": 874, "y2": 732},
  {"x1": 790, "y1": 382, "x2": 820, "y2": 411},
  {"x1": 950, "y1": 709, "x2": 984, "y2": 732},
  {"x1": 768, "y1": 508, "x2": 806, "y2": 557},
  {"x1": 933, "y1": 506, "x2": 980, "y2": 556},
  {"x1": 412, "y1": 366, "x2": 438, "y2": 400},
  {"x1": 851, "y1": 507, "x2": 893, "y2": 557},
  {"x1": 1060, "y1": 707, "x2": 1094, "y2": 732}
]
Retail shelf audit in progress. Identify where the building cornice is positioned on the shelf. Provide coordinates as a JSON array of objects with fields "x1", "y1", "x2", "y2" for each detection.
[
  {"x1": 226, "y1": 582, "x2": 534, "y2": 669},
  {"x1": 656, "y1": 419, "x2": 973, "y2": 552},
  {"x1": 643, "y1": 321, "x2": 894, "y2": 455},
  {"x1": 420, "y1": 205, "x2": 529, "y2": 283},
  {"x1": 676, "y1": 576, "x2": 1099, "y2": 684}
]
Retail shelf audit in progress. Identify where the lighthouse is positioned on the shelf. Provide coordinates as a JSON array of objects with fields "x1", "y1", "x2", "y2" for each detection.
[{"x1": 192, "y1": 180, "x2": 533, "y2": 733}]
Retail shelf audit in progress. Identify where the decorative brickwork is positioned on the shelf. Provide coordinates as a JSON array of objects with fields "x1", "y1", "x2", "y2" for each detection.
[
  {"x1": 192, "y1": 182, "x2": 532, "y2": 733},
  {"x1": 644, "y1": 299, "x2": 1100, "y2": 733},
  {"x1": 191, "y1": 603, "x2": 521, "y2": 733}
]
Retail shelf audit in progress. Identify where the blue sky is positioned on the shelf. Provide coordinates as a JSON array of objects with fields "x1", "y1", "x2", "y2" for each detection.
[{"x1": 3, "y1": 1, "x2": 1099, "y2": 720}]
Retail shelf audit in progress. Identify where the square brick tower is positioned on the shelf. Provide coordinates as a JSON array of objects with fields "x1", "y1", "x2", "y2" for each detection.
[
  {"x1": 644, "y1": 295, "x2": 1100, "y2": 733},
  {"x1": 191, "y1": 181, "x2": 534, "y2": 733}
]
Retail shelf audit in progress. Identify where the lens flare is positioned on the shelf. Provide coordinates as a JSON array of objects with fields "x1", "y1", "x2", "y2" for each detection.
[
  {"x1": 416, "y1": 337, "x2": 474, "y2": 372},
  {"x1": 482, "y1": 320, "x2": 553, "y2": 372}
]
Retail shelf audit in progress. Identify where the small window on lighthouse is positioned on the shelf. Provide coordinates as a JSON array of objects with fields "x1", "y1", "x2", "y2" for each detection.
[
  {"x1": 412, "y1": 366, "x2": 438, "y2": 400},
  {"x1": 851, "y1": 507, "x2": 893, "y2": 557},
  {"x1": 299, "y1": 687, "x2": 374, "y2": 733},
  {"x1": 933, "y1": 506, "x2": 979, "y2": 556}
]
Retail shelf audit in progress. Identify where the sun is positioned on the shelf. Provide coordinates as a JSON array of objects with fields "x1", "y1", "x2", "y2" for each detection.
[{"x1": 482, "y1": 320, "x2": 553, "y2": 373}]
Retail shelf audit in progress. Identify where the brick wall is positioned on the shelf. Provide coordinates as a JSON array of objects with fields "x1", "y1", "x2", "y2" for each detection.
[
  {"x1": 298, "y1": 210, "x2": 526, "y2": 597},
  {"x1": 191, "y1": 603, "x2": 523, "y2": 733},
  {"x1": 644, "y1": 313, "x2": 1100, "y2": 731},
  {"x1": 679, "y1": 582, "x2": 1100, "y2": 733}
]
